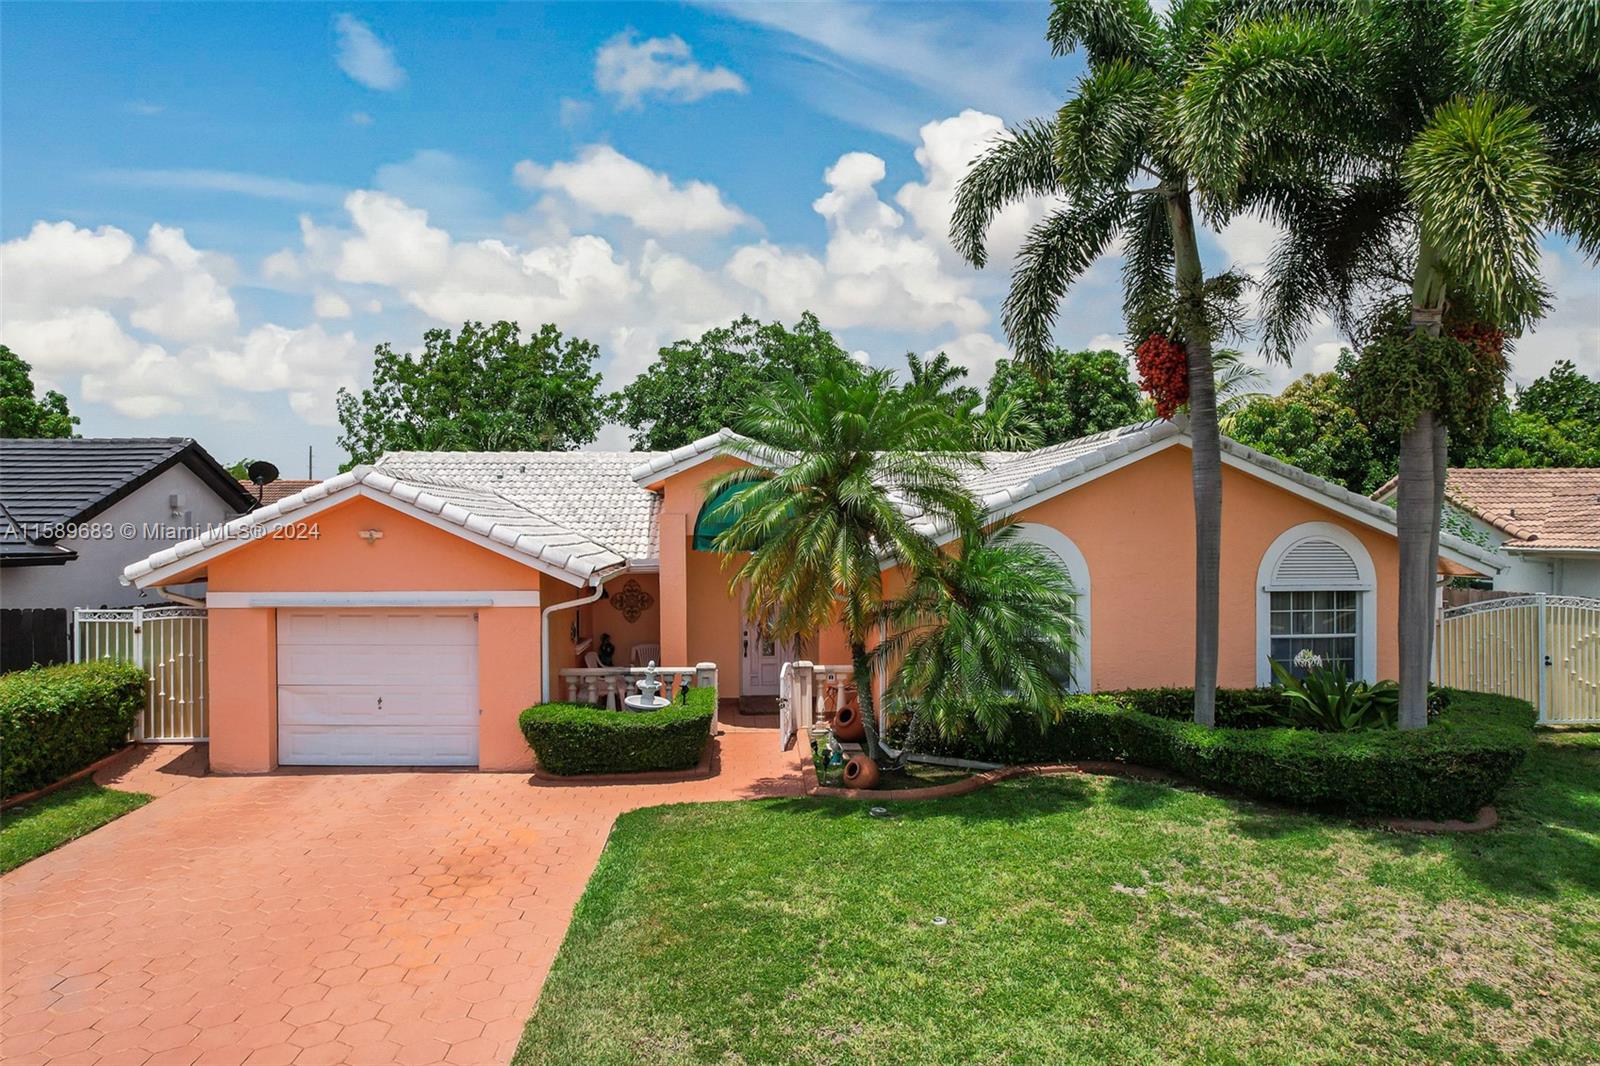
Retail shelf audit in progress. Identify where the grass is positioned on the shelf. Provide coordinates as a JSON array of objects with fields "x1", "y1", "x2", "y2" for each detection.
[
  {"x1": 515, "y1": 731, "x2": 1599, "y2": 1065},
  {"x1": 0, "y1": 781, "x2": 151, "y2": 873}
]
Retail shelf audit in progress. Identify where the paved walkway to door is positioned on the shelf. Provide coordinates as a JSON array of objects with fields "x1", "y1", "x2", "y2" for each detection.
[{"x1": 1, "y1": 711, "x2": 803, "y2": 1065}]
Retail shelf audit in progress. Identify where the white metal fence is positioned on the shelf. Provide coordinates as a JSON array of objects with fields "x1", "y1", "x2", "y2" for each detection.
[
  {"x1": 74, "y1": 606, "x2": 209, "y2": 741},
  {"x1": 1436, "y1": 594, "x2": 1600, "y2": 725}
]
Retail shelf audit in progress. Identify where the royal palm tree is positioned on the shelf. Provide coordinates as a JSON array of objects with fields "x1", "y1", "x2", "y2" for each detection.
[
  {"x1": 1180, "y1": 0, "x2": 1600, "y2": 726},
  {"x1": 877, "y1": 522, "x2": 1083, "y2": 744},
  {"x1": 951, "y1": 0, "x2": 1267, "y2": 726},
  {"x1": 708, "y1": 366, "x2": 982, "y2": 760}
]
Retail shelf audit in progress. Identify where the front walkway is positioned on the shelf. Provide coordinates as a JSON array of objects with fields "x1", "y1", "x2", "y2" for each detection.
[{"x1": 1, "y1": 711, "x2": 802, "y2": 1066}]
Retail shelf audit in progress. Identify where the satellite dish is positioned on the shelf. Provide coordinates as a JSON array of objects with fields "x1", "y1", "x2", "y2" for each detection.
[{"x1": 246, "y1": 460, "x2": 280, "y2": 487}]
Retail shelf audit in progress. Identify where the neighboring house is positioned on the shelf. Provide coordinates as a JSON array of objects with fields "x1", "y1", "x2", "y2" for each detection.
[
  {"x1": 1373, "y1": 468, "x2": 1600, "y2": 597},
  {"x1": 1, "y1": 438, "x2": 255, "y2": 611},
  {"x1": 123, "y1": 418, "x2": 1500, "y2": 774},
  {"x1": 239, "y1": 478, "x2": 319, "y2": 508}
]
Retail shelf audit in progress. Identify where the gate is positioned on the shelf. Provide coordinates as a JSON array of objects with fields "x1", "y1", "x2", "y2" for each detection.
[
  {"x1": 1435, "y1": 595, "x2": 1600, "y2": 725},
  {"x1": 74, "y1": 607, "x2": 209, "y2": 741}
]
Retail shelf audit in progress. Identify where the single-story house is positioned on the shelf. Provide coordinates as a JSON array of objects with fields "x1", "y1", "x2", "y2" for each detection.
[
  {"x1": 1373, "y1": 468, "x2": 1600, "y2": 597},
  {"x1": 1, "y1": 437, "x2": 254, "y2": 612},
  {"x1": 239, "y1": 477, "x2": 320, "y2": 508},
  {"x1": 123, "y1": 418, "x2": 1501, "y2": 774}
]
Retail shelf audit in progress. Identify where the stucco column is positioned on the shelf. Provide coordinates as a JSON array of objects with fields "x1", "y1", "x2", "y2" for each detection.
[
  {"x1": 660, "y1": 511, "x2": 689, "y2": 667},
  {"x1": 477, "y1": 606, "x2": 540, "y2": 771},
  {"x1": 207, "y1": 607, "x2": 277, "y2": 773}
]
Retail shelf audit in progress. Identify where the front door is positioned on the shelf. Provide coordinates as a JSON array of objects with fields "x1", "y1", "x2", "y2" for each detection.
[{"x1": 743, "y1": 619, "x2": 783, "y2": 695}]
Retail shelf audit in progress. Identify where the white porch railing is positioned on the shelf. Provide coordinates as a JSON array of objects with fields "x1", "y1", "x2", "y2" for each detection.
[
  {"x1": 778, "y1": 661, "x2": 855, "y2": 749},
  {"x1": 74, "y1": 606, "x2": 209, "y2": 741},
  {"x1": 559, "y1": 663, "x2": 717, "y2": 709}
]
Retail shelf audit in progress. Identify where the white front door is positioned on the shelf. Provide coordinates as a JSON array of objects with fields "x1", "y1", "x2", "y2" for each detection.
[
  {"x1": 743, "y1": 619, "x2": 783, "y2": 695},
  {"x1": 277, "y1": 609, "x2": 479, "y2": 766}
]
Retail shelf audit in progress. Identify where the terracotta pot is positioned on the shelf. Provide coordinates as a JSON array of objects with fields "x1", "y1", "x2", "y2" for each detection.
[
  {"x1": 843, "y1": 755, "x2": 880, "y2": 790},
  {"x1": 832, "y1": 703, "x2": 866, "y2": 742}
]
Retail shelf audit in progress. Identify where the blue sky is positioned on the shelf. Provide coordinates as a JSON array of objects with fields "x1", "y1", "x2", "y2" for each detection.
[{"x1": 3, "y1": 2, "x2": 1595, "y2": 475}]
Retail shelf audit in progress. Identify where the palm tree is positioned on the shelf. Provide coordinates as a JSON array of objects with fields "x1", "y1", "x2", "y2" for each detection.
[
  {"x1": 951, "y1": 0, "x2": 1267, "y2": 726},
  {"x1": 905, "y1": 350, "x2": 1043, "y2": 450},
  {"x1": 877, "y1": 522, "x2": 1082, "y2": 745},
  {"x1": 1180, "y1": 0, "x2": 1600, "y2": 726},
  {"x1": 708, "y1": 366, "x2": 982, "y2": 760}
]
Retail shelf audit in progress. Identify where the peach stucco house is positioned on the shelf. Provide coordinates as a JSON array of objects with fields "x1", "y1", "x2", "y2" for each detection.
[{"x1": 123, "y1": 419, "x2": 1501, "y2": 774}]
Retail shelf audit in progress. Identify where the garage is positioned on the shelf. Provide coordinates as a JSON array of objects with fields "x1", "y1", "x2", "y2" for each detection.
[{"x1": 276, "y1": 609, "x2": 479, "y2": 766}]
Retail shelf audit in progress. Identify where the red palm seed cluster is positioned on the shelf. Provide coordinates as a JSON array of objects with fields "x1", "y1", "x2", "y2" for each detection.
[
  {"x1": 1449, "y1": 321, "x2": 1506, "y2": 361},
  {"x1": 1136, "y1": 334, "x2": 1189, "y2": 418}
]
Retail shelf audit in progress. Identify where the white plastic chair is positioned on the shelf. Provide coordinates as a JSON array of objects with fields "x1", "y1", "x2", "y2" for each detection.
[
  {"x1": 584, "y1": 651, "x2": 625, "y2": 709},
  {"x1": 630, "y1": 642, "x2": 661, "y2": 668}
]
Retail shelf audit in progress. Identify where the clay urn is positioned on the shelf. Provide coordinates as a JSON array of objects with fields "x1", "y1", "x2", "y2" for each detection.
[
  {"x1": 843, "y1": 755, "x2": 880, "y2": 789},
  {"x1": 832, "y1": 703, "x2": 866, "y2": 742}
]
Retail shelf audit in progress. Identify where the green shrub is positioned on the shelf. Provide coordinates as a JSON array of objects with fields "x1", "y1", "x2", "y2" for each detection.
[
  {"x1": 904, "y1": 688, "x2": 1534, "y2": 819},
  {"x1": 1, "y1": 660, "x2": 147, "y2": 799},
  {"x1": 519, "y1": 685, "x2": 715, "y2": 775}
]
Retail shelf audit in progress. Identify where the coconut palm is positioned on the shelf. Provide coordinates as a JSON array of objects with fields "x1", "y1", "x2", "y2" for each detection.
[
  {"x1": 1180, "y1": 0, "x2": 1600, "y2": 726},
  {"x1": 951, "y1": 0, "x2": 1272, "y2": 726},
  {"x1": 877, "y1": 522, "x2": 1082, "y2": 744},
  {"x1": 708, "y1": 366, "x2": 982, "y2": 760}
]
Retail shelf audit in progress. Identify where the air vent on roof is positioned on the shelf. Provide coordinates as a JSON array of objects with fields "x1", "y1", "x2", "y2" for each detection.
[{"x1": 1272, "y1": 537, "x2": 1363, "y2": 587}]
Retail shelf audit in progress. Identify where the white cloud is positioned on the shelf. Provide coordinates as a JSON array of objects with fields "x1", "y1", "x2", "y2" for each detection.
[
  {"x1": 595, "y1": 31, "x2": 746, "y2": 108},
  {"x1": 558, "y1": 98, "x2": 592, "y2": 128},
  {"x1": 98, "y1": 168, "x2": 342, "y2": 203},
  {"x1": 334, "y1": 14, "x2": 406, "y2": 91},
  {"x1": 313, "y1": 291, "x2": 352, "y2": 319},
  {"x1": 894, "y1": 110, "x2": 1043, "y2": 266},
  {"x1": 928, "y1": 332, "x2": 1008, "y2": 378},
  {"x1": 515, "y1": 146, "x2": 752, "y2": 235}
]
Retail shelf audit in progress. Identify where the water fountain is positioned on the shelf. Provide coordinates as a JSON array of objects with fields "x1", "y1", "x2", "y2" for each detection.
[{"x1": 623, "y1": 660, "x2": 672, "y2": 711}]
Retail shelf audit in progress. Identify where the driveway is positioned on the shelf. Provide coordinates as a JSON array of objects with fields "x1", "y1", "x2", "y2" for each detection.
[{"x1": 1, "y1": 715, "x2": 803, "y2": 1065}]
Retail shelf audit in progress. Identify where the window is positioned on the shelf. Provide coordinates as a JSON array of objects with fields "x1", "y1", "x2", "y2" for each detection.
[
  {"x1": 1257, "y1": 522, "x2": 1378, "y2": 685},
  {"x1": 1268, "y1": 589, "x2": 1359, "y2": 678}
]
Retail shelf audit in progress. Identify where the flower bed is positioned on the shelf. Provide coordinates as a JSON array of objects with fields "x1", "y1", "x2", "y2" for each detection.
[
  {"x1": 519, "y1": 684, "x2": 716, "y2": 775},
  {"x1": 901, "y1": 688, "x2": 1536, "y2": 820}
]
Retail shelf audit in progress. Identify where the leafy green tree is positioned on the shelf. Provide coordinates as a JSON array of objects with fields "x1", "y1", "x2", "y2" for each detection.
[
  {"x1": 1465, "y1": 360, "x2": 1600, "y2": 468},
  {"x1": 878, "y1": 522, "x2": 1082, "y2": 744},
  {"x1": 951, "y1": 0, "x2": 1294, "y2": 726},
  {"x1": 1183, "y1": 0, "x2": 1599, "y2": 727},
  {"x1": 708, "y1": 365, "x2": 981, "y2": 762},
  {"x1": 336, "y1": 321, "x2": 610, "y2": 468},
  {"x1": 986, "y1": 348, "x2": 1142, "y2": 446},
  {"x1": 1226, "y1": 370, "x2": 1396, "y2": 495},
  {"x1": 0, "y1": 346, "x2": 78, "y2": 438},
  {"x1": 614, "y1": 313, "x2": 855, "y2": 451},
  {"x1": 904, "y1": 350, "x2": 1041, "y2": 450}
]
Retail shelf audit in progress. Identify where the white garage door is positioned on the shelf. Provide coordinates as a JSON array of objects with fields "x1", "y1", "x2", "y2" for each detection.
[{"x1": 277, "y1": 609, "x2": 479, "y2": 766}]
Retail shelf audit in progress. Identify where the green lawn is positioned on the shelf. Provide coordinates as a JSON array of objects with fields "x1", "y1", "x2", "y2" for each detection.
[
  {"x1": 515, "y1": 732, "x2": 1600, "y2": 1065},
  {"x1": 0, "y1": 782, "x2": 151, "y2": 874}
]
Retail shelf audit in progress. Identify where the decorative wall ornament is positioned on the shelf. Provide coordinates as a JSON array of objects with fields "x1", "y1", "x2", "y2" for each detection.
[{"x1": 612, "y1": 579, "x2": 654, "y2": 623}]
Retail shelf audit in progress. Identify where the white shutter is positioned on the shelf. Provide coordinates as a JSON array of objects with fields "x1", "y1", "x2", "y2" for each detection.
[{"x1": 1271, "y1": 537, "x2": 1365, "y2": 588}]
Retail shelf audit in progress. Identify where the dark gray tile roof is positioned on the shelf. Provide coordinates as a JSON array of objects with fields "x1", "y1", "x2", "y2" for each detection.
[{"x1": 0, "y1": 437, "x2": 253, "y2": 535}]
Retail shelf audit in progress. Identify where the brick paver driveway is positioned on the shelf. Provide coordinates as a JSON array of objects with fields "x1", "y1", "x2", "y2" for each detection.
[{"x1": 1, "y1": 716, "x2": 802, "y2": 1065}]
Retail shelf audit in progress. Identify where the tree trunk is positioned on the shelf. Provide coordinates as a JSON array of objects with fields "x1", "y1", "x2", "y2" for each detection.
[
  {"x1": 1398, "y1": 242, "x2": 1448, "y2": 729},
  {"x1": 1165, "y1": 186, "x2": 1220, "y2": 728},
  {"x1": 850, "y1": 640, "x2": 885, "y2": 762}
]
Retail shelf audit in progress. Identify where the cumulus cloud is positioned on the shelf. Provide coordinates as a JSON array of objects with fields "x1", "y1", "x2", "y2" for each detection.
[
  {"x1": 595, "y1": 31, "x2": 746, "y2": 108},
  {"x1": 514, "y1": 146, "x2": 751, "y2": 235},
  {"x1": 313, "y1": 291, "x2": 352, "y2": 318},
  {"x1": 895, "y1": 110, "x2": 1042, "y2": 266},
  {"x1": 334, "y1": 14, "x2": 406, "y2": 91}
]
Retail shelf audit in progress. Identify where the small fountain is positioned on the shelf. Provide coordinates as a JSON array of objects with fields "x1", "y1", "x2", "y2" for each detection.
[{"x1": 623, "y1": 660, "x2": 672, "y2": 711}]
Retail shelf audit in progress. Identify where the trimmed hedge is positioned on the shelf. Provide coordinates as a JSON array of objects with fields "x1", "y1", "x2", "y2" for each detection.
[
  {"x1": 903, "y1": 688, "x2": 1536, "y2": 820},
  {"x1": 1, "y1": 660, "x2": 147, "y2": 799},
  {"x1": 519, "y1": 685, "x2": 715, "y2": 775}
]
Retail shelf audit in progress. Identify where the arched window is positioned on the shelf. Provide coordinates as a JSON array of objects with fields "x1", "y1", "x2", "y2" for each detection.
[
  {"x1": 1256, "y1": 522, "x2": 1378, "y2": 684},
  {"x1": 1012, "y1": 523, "x2": 1092, "y2": 692}
]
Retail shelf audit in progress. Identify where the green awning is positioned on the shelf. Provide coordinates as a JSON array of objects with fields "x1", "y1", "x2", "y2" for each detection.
[{"x1": 693, "y1": 482, "x2": 755, "y2": 551}]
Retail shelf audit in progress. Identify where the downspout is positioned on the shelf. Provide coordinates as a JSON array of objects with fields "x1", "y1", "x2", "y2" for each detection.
[{"x1": 540, "y1": 578, "x2": 606, "y2": 702}]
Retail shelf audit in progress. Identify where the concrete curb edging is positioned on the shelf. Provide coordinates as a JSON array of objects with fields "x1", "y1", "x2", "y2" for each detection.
[
  {"x1": 804, "y1": 757, "x2": 1500, "y2": 834},
  {"x1": 1, "y1": 745, "x2": 134, "y2": 811}
]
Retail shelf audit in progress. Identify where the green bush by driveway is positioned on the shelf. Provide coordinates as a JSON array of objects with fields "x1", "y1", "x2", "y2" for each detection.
[
  {"x1": 514, "y1": 731, "x2": 1600, "y2": 1066},
  {"x1": 519, "y1": 685, "x2": 715, "y2": 775},
  {"x1": 904, "y1": 688, "x2": 1534, "y2": 819},
  {"x1": 0, "y1": 660, "x2": 146, "y2": 799}
]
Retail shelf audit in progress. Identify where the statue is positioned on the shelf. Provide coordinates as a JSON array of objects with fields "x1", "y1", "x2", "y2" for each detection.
[{"x1": 597, "y1": 633, "x2": 615, "y2": 667}]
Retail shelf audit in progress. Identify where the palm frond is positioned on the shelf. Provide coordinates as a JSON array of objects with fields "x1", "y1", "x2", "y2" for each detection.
[
  {"x1": 1002, "y1": 193, "x2": 1131, "y2": 367},
  {"x1": 950, "y1": 119, "x2": 1066, "y2": 268},
  {"x1": 1047, "y1": 0, "x2": 1162, "y2": 66}
]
